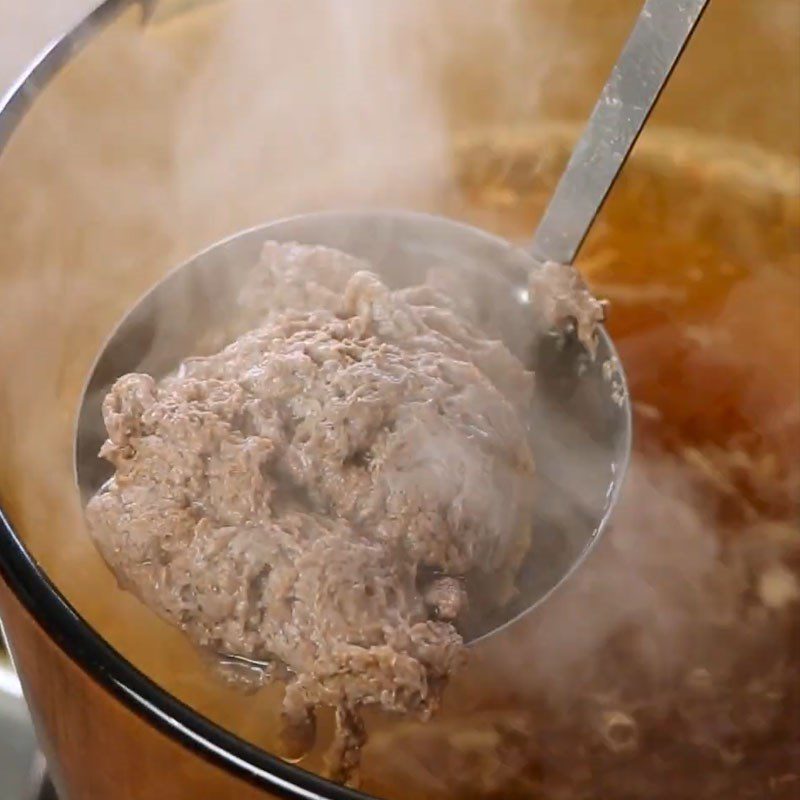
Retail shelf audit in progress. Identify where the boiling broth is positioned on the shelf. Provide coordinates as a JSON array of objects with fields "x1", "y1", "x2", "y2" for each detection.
[
  {"x1": 356, "y1": 135, "x2": 800, "y2": 799},
  {"x1": 0, "y1": 20, "x2": 797, "y2": 795}
]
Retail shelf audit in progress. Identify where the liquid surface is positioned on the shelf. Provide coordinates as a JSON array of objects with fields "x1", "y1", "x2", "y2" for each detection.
[
  {"x1": 359, "y1": 139, "x2": 799, "y2": 800},
  {"x1": 0, "y1": 27, "x2": 797, "y2": 793}
]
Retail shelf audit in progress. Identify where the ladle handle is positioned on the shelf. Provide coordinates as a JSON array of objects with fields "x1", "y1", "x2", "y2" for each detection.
[{"x1": 530, "y1": 0, "x2": 710, "y2": 266}]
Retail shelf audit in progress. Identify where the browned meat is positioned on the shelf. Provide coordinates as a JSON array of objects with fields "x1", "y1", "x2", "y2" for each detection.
[
  {"x1": 528, "y1": 260, "x2": 607, "y2": 355},
  {"x1": 86, "y1": 242, "x2": 536, "y2": 782},
  {"x1": 424, "y1": 577, "x2": 468, "y2": 621}
]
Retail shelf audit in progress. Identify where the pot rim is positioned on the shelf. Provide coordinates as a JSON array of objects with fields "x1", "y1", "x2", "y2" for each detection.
[
  {"x1": 2, "y1": 4, "x2": 797, "y2": 800},
  {"x1": 0, "y1": 2, "x2": 372, "y2": 798}
]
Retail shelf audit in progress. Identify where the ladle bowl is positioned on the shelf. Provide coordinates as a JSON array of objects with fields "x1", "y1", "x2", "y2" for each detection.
[
  {"x1": 75, "y1": 0, "x2": 716, "y2": 640},
  {"x1": 74, "y1": 209, "x2": 632, "y2": 643}
]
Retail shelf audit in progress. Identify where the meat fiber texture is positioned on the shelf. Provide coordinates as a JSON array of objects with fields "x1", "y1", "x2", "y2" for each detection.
[{"x1": 86, "y1": 242, "x2": 536, "y2": 782}]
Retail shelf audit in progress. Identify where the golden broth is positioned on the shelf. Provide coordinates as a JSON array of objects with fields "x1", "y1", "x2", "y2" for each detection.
[
  {"x1": 0, "y1": 6, "x2": 797, "y2": 799},
  {"x1": 358, "y1": 133, "x2": 800, "y2": 799}
]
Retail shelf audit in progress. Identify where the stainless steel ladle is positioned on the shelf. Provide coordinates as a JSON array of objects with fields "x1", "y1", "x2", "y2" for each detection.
[{"x1": 75, "y1": 0, "x2": 709, "y2": 643}]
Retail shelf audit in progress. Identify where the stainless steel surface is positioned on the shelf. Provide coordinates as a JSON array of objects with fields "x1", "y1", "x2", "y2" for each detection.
[
  {"x1": 0, "y1": 0, "x2": 137, "y2": 153},
  {"x1": 75, "y1": 210, "x2": 632, "y2": 644},
  {"x1": 24, "y1": 755, "x2": 51, "y2": 800},
  {"x1": 530, "y1": 0, "x2": 711, "y2": 265},
  {"x1": 0, "y1": 645, "x2": 37, "y2": 800}
]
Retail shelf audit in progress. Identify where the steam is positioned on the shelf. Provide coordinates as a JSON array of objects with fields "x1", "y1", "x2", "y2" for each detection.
[
  {"x1": 137, "y1": 2, "x2": 800, "y2": 794},
  {"x1": 0, "y1": 1, "x2": 797, "y2": 798},
  {"x1": 170, "y1": 0, "x2": 454, "y2": 244}
]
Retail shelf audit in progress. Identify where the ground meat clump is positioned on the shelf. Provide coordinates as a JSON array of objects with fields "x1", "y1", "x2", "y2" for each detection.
[
  {"x1": 85, "y1": 242, "x2": 536, "y2": 783},
  {"x1": 529, "y1": 260, "x2": 607, "y2": 356}
]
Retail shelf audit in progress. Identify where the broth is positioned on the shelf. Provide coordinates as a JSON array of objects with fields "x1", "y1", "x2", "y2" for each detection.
[
  {"x1": 0, "y1": 18, "x2": 797, "y2": 794},
  {"x1": 356, "y1": 136, "x2": 800, "y2": 799}
]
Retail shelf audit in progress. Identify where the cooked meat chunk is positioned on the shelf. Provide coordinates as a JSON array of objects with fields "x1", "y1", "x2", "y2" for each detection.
[
  {"x1": 528, "y1": 260, "x2": 607, "y2": 355},
  {"x1": 424, "y1": 577, "x2": 468, "y2": 620},
  {"x1": 86, "y1": 242, "x2": 536, "y2": 782}
]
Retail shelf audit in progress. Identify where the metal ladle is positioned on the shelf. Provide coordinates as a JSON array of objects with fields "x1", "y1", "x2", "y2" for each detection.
[{"x1": 75, "y1": 0, "x2": 709, "y2": 642}]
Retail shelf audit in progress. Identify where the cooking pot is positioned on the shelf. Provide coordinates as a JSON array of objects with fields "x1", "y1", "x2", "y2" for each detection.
[{"x1": 0, "y1": 2, "x2": 797, "y2": 799}]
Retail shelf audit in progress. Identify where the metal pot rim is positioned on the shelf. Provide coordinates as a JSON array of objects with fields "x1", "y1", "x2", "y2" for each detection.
[
  {"x1": 0, "y1": 2, "x2": 376, "y2": 798},
  {"x1": 0, "y1": 4, "x2": 797, "y2": 800}
]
